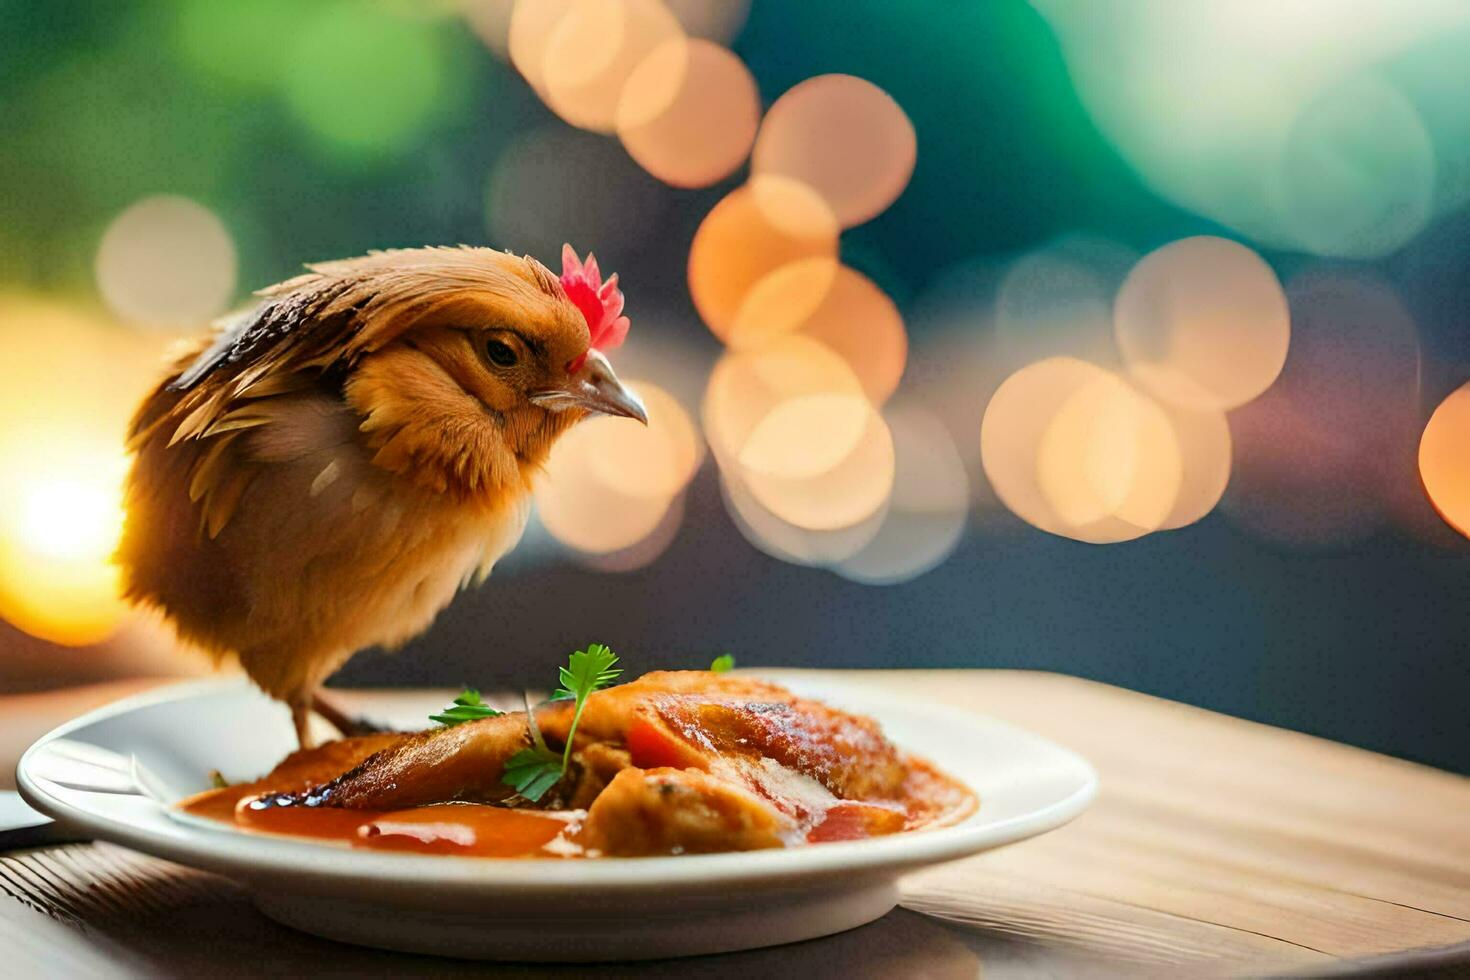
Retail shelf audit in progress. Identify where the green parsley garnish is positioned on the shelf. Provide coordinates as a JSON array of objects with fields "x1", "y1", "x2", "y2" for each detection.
[
  {"x1": 430, "y1": 687, "x2": 503, "y2": 727},
  {"x1": 503, "y1": 643, "x2": 622, "y2": 802},
  {"x1": 710, "y1": 653, "x2": 735, "y2": 673}
]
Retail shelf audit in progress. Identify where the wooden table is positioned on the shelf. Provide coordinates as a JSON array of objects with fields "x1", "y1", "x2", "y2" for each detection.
[{"x1": 3, "y1": 671, "x2": 1468, "y2": 977}]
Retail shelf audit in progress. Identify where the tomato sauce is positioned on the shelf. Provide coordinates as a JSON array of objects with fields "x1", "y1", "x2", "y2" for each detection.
[{"x1": 181, "y1": 789, "x2": 584, "y2": 858}]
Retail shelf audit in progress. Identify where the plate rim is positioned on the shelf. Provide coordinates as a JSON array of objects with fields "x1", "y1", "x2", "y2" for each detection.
[{"x1": 17, "y1": 674, "x2": 1098, "y2": 893}]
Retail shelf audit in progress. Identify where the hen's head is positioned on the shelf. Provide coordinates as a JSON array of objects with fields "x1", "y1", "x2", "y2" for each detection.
[
  {"x1": 345, "y1": 245, "x2": 646, "y2": 494},
  {"x1": 175, "y1": 244, "x2": 645, "y2": 496}
]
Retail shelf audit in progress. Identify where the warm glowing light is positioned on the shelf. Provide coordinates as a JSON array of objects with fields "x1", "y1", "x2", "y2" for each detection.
[
  {"x1": 982, "y1": 357, "x2": 1188, "y2": 543},
  {"x1": 616, "y1": 38, "x2": 759, "y2": 188},
  {"x1": 508, "y1": 0, "x2": 573, "y2": 97},
  {"x1": 688, "y1": 176, "x2": 839, "y2": 341},
  {"x1": 752, "y1": 74, "x2": 917, "y2": 228},
  {"x1": 981, "y1": 357, "x2": 1107, "y2": 538},
  {"x1": 0, "y1": 456, "x2": 130, "y2": 646},
  {"x1": 720, "y1": 472, "x2": 885, "y2": 566},
  {"x1": 535, "y1": 377, "x2": 698, "y2": 557},
  {"x1": 95, "y1": 196, "x2": 237, "y2": 328},
  {"x1": 703, "y1": 334, "x2": 864, "y2": 468},
  {"x1": 731, "y1": 259, "x2": 907, "y2": 404},
  {"x1": 836, "y1": 405, "x2": 969, "y2": 585},
  {"x1": 739, "y1": 395, "x2": 895, "y2": 532},
  {"x1": 579, "y1": 491, "x2": 687, "y2": 573},
  {"x1": 14, "y1": 478, "x2": 120, "y2": 562},
  {"x1": 1420, "y1": 382, "x2": 1470, "y2": 540},
  {"x1": 1157, "y1": 398, "x2": 1232, "y2": 530},
  {"x1": 542, "y1": 0, "x2": 685, "y2": 134},
  {"x1": 586, "y1": 381, "x2": 702, "y2": 499},
  {"x1": 739, "y1": 393, "x2": 870, "y2": 481},
  {"x1": 1114, "y1": 236, "x2": 1289, "y2": 411},
  {"x1": 1036, "y1": 371, "x2": 1181, "y2": 542},
  {"x1": 536, "y1": 422, "x2": 674, "y2": 555},
  {"x1": 0, "y1": 297, "x2": 173, "y2": 644}
]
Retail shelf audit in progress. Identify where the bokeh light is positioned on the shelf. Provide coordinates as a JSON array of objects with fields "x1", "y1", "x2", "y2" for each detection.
[
  {"x1": 982, "y1": 357, "x2": 1190, "y2": 544},
  {"x1": 730, "y1": 259, "x2": 907, "y2": 404},
  {"x1": 703, "y1": 334, "x2": 864, "y2": 469},
  {"x1": 1280, "y1": 74, "x2": 1435, "y2": 258},
  {"x1": 536, "y1": 380, "x2": 701, "y2": 556},
  {"x1": 1114, "y1": 236, "x2": 1289, "y2": 411},
  {"x1": 1031, "y1": 0, "x2": 1462, "y2": 257},
  {"x1": 720, "y1": 469, "x2": 886, "y2": 566},
  {"x1": 578, "y1": 490, "x2": 687, "y2": 573},
  {"x1": 1036, "y1": 369, "x2": 1181, "y2": 542},
  {"x1": 1157, "y1": 400, "x2": 1232, "y2": 531},
  {"x1": 282, "y1": 4, "x2": 453, "y2": 158},
  {"x1": 508, "y1": 0, "x2": 571, "y2": 97},
  {"x1": 688, "y1": 176, "x2": 839, "y2": 342},
  {"x1": 738, "y1": 394, "x2": 896, "y2": 532},
  {"x1": 1419, "y1": 382, "x2": 1470, "y2": 540},
  {"x1": 738, "y1": 393, "x2": 872, "y2": 481},
  {"x1": 616, "y1": 38, "x2": 760, "y2": 188},
  {"x1": 536, "y1": 425, "x2": 675, "y2": 556},
  {"x1": 0, "y1": 457, "x2": 129, "y2": 646},
  {"x1": 587, "y1": 381, "x2": 702, "y2": 500},
  {"x1": 752, "y1": 74, "x2": 917, "y2": 228},
  {"x1": 0, "y1": 298, "x2": 173, "y2": 645},
  {"x1": 835, "y1": 404, "x2": 969, "y2": 585},
  {"x1": 542, "y1": 0, "x2": 685, "y2": 134},
  {"x1": 95, "y1": 196, "x2": 236, "y2": 329},
  {"x1": 981, "y1": 357, "x2": 1108, "y2": 538}
]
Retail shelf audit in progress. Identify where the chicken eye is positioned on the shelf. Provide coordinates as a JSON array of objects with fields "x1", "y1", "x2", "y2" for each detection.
[{"x1": 484, "y1": 339, "x2": 518, "y2": 368}]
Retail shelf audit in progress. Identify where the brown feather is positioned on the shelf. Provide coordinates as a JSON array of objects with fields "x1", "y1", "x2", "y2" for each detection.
[{"x1": 118, "y1": 246, "x2": 605, "y2": 743}]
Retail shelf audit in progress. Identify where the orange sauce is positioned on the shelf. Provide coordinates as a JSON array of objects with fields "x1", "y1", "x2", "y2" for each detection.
[
  {"x1": 176, "y1": 754, "x2": 976, "y2": 857},
  {"x1": 181, "y1": 789, "x2": 583, "y2": 858}
]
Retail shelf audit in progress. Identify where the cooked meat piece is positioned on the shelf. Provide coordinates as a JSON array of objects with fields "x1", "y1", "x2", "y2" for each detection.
[
  {"x1": 252, "y1": 712, "x2": 531, "y2": 809},
  {"x1": 536, "y1": 670, "x2": 798, "y2": 745},
  {"x1": 626, "y1": 694, "x2": 908, "y2": 800},
  {"x1": 246, "y1": 672, "x2": 911, "y2": 818},
  {"x1": 580, "y1": 767, "x2": 793, "y2": 856},
  {"x1": 256, "y1": 733, "x2": 406, "y2": 793},
  {"x1": 566, "y1": 742, "x2": 633, "y2": 810}
]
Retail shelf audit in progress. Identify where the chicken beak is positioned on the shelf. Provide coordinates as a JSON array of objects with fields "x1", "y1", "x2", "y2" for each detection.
[{"x1": 532, "y1": 349, "x2": 648, "y2": 424}]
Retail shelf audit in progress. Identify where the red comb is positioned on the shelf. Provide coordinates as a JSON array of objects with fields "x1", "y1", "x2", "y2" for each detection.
[{"x1": 561, "y1": 244, "x2": 630, "y2": 373}]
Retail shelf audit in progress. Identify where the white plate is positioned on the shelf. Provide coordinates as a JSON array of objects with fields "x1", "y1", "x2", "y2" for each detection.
[{"x1": 16, "y1": 673, "x2": 1096, "y2": 961}]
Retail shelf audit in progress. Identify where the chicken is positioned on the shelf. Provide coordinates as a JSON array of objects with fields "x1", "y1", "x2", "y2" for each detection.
[
  {"x1": 580, "y1": 767, "x2": 793, "y2": 856},
  {"x1": 118, "y1": 245, "x2": 645, "y2": 747},
  {"x1": 257, "y1": 672, "x2": 907, "y2": 815}
]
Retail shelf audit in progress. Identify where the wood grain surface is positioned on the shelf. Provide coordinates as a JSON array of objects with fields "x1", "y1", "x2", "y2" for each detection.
[{"x1": 3, "y1": 670, "x2": 1468, "y2": 978}]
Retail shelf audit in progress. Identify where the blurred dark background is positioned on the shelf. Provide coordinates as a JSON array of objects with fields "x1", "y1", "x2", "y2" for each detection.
[{"x1": 2, "y1": 0, "x2": 1469, "y2": 773}]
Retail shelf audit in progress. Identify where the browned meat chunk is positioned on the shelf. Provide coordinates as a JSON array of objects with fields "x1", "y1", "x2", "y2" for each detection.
[
  {"x1": 580, "y1": 767, "x2": 793, "y2": 856},
  {"x1": 253, "y1": 712, "x2": 530, "y2": 809}
]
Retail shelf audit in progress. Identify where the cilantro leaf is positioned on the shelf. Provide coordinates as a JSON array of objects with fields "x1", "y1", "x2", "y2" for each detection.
[
  {"x1": 430, "y1": 688, "x2": 503, "y2": 727},
  {"x1": 502, "y1": 643, "x2": 621, "y2": 803},
  {"x1": 709, "y1": 653, "x2": 735, "y2": 673}
]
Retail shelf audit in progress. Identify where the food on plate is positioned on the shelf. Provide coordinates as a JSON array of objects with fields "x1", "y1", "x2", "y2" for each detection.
[{"x1": 180, "y1": 648, "x2": 975, "y2": 858}]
